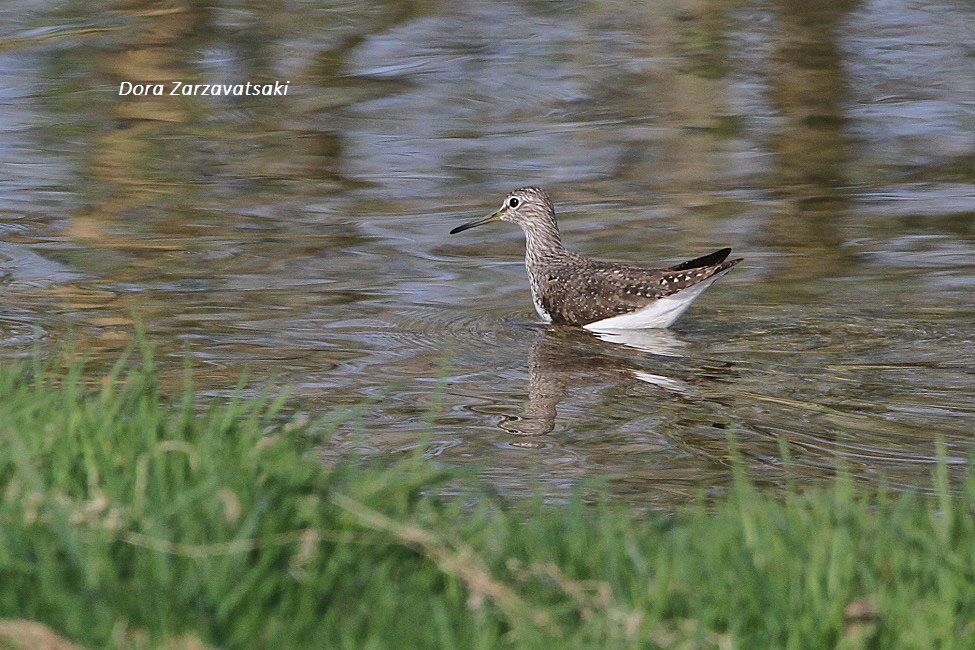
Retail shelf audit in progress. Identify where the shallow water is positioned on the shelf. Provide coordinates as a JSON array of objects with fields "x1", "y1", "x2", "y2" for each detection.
[{"x1": 1, "y1": 0, "x2": 974, "y2": 505}]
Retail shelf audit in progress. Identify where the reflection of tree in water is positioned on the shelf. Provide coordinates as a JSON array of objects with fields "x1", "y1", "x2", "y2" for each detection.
[
  {"x1": 619, "y1": 0, "x2": 737, "y2": 202},
  {"x1": 763, "y1": 0, "x2": 861, "y2": 285},
  {"x1": 68, "y1": 1, "x2": 199, "y2": 245},
  {"x1": 565, "y1": 0, "x2": 740, "y2": 207}
]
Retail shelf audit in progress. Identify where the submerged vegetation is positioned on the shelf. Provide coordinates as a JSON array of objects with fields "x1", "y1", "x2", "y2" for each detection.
[{"x1": 0, "y1": 350, "x2": 973, "y2": 649}]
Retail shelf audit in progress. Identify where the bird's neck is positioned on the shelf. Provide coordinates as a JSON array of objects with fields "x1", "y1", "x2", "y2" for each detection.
[{"x1": 523, "y1": 220, "x2": 565, "y2": 268}]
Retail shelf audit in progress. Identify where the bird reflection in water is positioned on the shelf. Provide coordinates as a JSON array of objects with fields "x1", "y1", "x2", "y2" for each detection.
[{"x1": 501, "y1": 326, "x2": 692, "y2": 445}]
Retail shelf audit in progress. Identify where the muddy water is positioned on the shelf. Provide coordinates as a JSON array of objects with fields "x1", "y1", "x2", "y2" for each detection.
[{"x1": 1, "y1": 0, "x2": 973, "y2": 505}]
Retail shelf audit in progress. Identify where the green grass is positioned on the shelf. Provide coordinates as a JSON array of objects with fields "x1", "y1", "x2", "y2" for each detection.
[{"x1": 0, "y1": 350, "x2": 974, "y2": 648}]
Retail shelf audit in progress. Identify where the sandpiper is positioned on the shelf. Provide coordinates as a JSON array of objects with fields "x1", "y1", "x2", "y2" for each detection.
[{"x1": 450, "y1": 187, "x2": 741, "y2": 331}]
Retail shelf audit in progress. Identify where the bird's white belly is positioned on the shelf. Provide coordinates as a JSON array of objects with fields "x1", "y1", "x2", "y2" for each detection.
[
  {"x1": 583, "y1": 273, "x2": 723, "y2": 332},
  {"x1": 526, "y1": 260, "x2": 553, "y2": 323},
  {"x1": 529, "y1": 282, "x2": 552, "y2": 323}
]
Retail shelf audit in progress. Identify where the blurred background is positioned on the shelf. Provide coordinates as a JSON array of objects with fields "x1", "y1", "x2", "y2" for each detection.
[{"x1": 0, "y1": 0, "x2": 973, "y2": 506}]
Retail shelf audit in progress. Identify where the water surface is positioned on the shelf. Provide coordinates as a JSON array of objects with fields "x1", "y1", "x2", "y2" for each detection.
[{"x1": 1, "y1": 0, "x2": 974, "y2": 505}]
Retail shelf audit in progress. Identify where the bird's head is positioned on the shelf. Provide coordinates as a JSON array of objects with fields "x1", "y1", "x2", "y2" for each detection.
[{"x1": 450, "y1": 187, "x2": 557, "y2": 236}]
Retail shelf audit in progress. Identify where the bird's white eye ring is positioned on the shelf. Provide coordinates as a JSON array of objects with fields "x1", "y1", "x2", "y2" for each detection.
[{"x1": 508, "y1": 197, "x2": 520, "y2": 208}]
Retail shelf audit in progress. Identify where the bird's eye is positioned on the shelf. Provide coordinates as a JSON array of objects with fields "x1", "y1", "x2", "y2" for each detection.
[{"x1": 508, "y1": 197, "x2": 520, "y2": 208}]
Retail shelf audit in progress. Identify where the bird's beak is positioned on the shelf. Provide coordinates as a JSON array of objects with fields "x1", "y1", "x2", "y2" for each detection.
[{"x1": 450, "y1": 208, "x2": 503, "y2": 235}]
